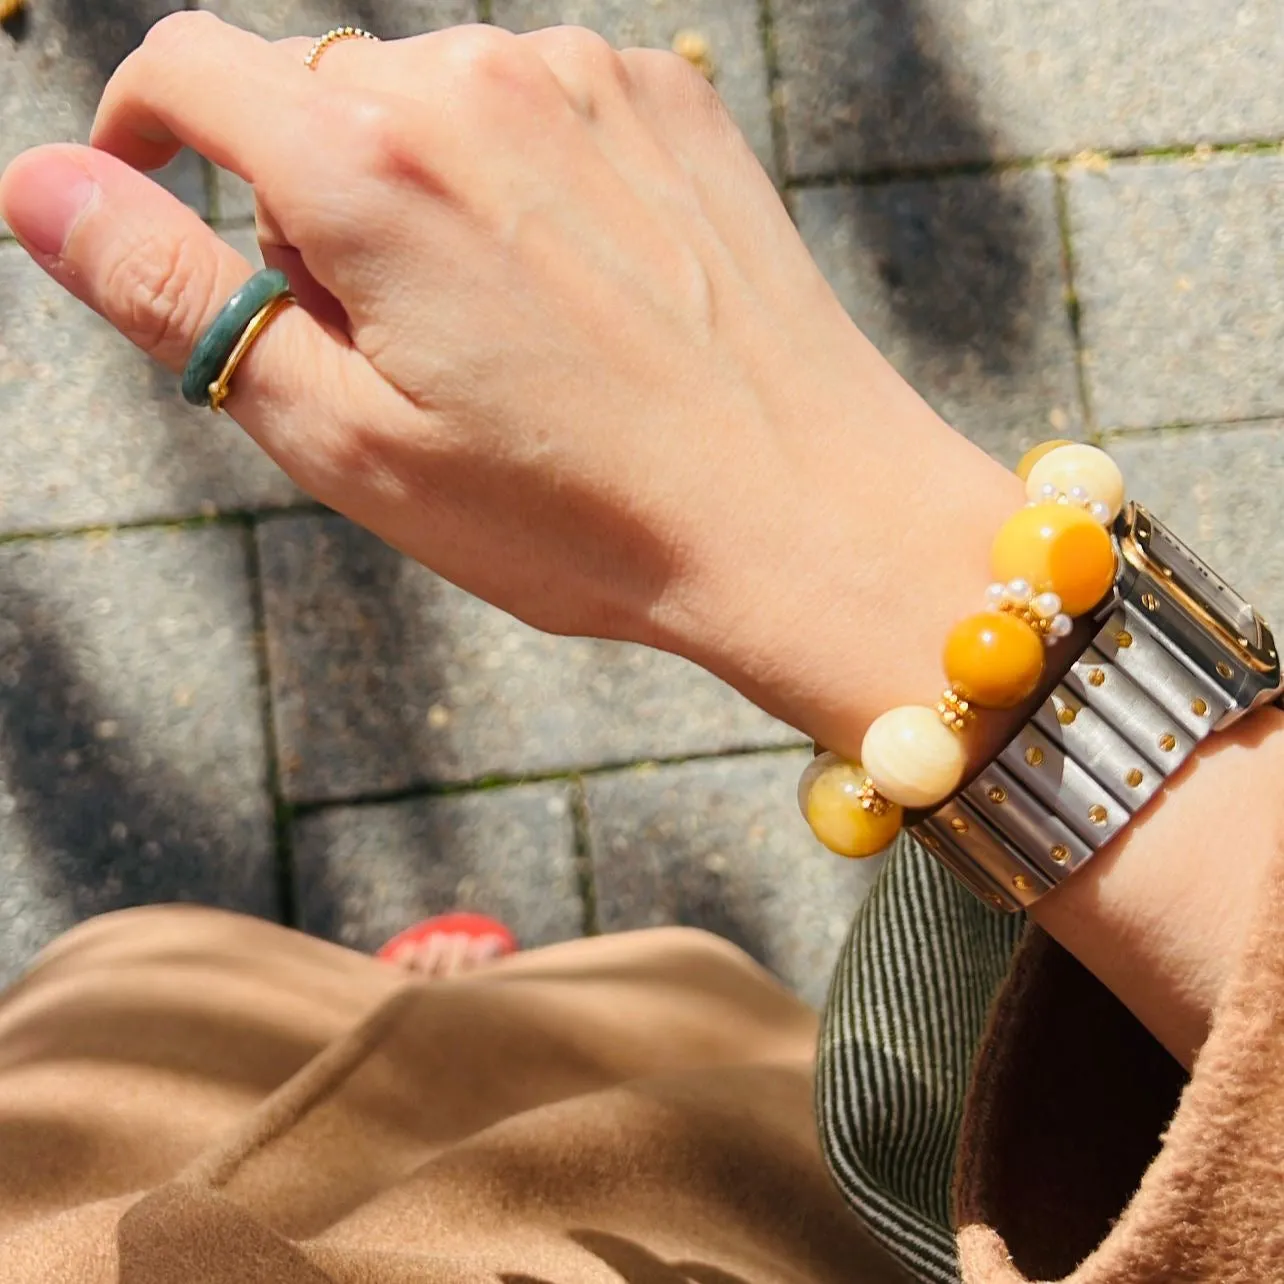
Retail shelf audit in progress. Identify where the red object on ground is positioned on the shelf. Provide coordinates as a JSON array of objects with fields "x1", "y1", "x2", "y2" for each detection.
[{"x1": 376, "y1": 912, "x2": 519, "y2": 962}]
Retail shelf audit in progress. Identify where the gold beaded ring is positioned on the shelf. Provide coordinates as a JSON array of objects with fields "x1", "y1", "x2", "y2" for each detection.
[
  {"x1": 304, "y1": 25, "x2": 380, "y2": 71},
  {"x1": 799, "y1": 441, "x2": 1127, "y2": 860}
]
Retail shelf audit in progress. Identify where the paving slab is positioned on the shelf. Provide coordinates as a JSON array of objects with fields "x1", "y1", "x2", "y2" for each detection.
[
  {"x1": 292, "y1": 781, "x2": 581, "y2": 951},
  {"x1": 200, "y1": 0, "x2": 478, "y2": 221},
  {"x1": 583, "y1": 751, "x2": 881, "y2": 1007},
  {"x1": 0, "y1": 228, "x2": 302, "y2": 533},
  {"x1": 257, "y1": 513, "x2": 803, "y2": 803},
  {"x1": 0, "y1": 0, "x2": 206, "y2": 237},
  {"x1": 493, "y1": 0, "x2": 775, "y2": 178},
  {"x1": 795, "y1": 170, "x2": 1082, "y2": 458},
  {"x1": 1108, "y1": 422, "x2": 1284, "y2": 629},
  {"x1": 1067, "y1": 154, "x2": 1284, "y2": 431},
  {"x1": 0, "y1": 526, "x2": 277, "y2": 986},
  {"x1": 772, "y1": 0, "x2": 1284, "y2": 179}
]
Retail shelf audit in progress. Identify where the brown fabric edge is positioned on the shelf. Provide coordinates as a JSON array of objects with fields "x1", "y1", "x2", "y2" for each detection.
[{"x1": 953, "y1": 837, "x2": 1284, "y2": 1284}]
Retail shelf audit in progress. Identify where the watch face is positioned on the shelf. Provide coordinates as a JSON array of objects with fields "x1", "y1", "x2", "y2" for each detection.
[
  {"x1": 1142, "y1": 514, "x2": 1261, "y2": 644},
  {"x1": 1118, "y1": 503, "x2": 1279, "y2": 680}
]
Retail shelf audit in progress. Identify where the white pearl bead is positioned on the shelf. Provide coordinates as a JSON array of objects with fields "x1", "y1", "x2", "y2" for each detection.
[
  {"x1": 1031, "y1": 591, "x2": 1062, "y2": 619},
  {"x1": 1003, "y1": 578, "x2": 1032, "y2": 605},
  {"x1": 1050, "y1": 613, "x2": 1073, "y2": 638},
  {"x1": 984, "y1": 582, "x2": 1006, "y2": 608},
  {"x1": 1088, "y1": 500, "x2": 1112, "y2": 525},
  {"x1": 1069, "y1": 485, "x2": 1091, "y2": 504},
  {"x1": 1038, "y1": 482, "x2": 1061, "y2": 502},
  {"x1": 1024, "y1": 444, "x2": 1125, "y2": 522},
  {"x1": 861, "y1": 706, "x2": 967, "y2": 809}
]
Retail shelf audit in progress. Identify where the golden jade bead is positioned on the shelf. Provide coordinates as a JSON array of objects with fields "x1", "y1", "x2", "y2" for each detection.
[
  {"x1": 943, "y1": 611, "x2": 1045, "y2": 709},
  {"x1": 798, "y1": 753, "x2": 904, "y2": 858},
  {"x1": 861, "y1": 705, "x2": 967, "y2": 809},
  {"x1": 1015, "y1": 439, "x2": 1075, "y2": 482},
  {"x1": 991, "y1": 502, "x2": 1117, "y2": 617},
  {"x1": 1024, "y1": 443, "x2": 1126, "y2": 521}
]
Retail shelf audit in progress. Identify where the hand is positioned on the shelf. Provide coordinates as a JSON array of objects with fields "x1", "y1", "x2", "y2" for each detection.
[{"x1": 0, "y1": 12, "x2": 1019, "y2": 749}]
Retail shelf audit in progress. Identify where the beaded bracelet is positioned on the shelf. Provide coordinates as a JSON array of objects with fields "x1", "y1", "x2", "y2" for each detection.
[{"x1": 799, "y1": 440, "x2": 1127, "y2": 859}]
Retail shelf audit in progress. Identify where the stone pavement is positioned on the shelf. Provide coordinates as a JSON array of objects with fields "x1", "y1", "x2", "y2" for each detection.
[{"x1": 1, "y1": 0, "x2": 1282, "y2": 1007}]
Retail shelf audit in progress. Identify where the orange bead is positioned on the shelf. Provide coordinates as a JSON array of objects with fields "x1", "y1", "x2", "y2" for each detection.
[
  {"x1": 991, "y1": 503, "x2": 1116, "y2": 616},
  {"x1": 1015, "y1": 439, "x2": 1076, "y2": 482},
  {"x1": 943, "y1": 611, "x2": 1046, "y2": 709}
]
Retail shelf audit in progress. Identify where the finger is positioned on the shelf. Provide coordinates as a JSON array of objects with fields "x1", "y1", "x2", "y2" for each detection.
[
  {"x1": 90, "y1": 11, "x2": 313, "y2": 187},
  {"x1": 0, "y1": 143, "x2": 400, "y2": 499}
]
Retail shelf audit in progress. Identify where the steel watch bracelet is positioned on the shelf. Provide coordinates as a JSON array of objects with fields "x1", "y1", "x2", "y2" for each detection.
[{"x1": 913, "y1": 502, "x2": 1284, "y2": 912}]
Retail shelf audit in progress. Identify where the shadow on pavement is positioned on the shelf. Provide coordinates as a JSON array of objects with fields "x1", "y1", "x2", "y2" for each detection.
[{"x1": 831, "y1": 0, "x2": 1037, "y2": 376}]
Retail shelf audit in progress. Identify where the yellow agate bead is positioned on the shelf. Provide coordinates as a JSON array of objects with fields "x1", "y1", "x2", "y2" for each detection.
[
  {"x1": 943, "y1": 611, "x2": 1046, "y2": 709},
  {"x1": 991, "y1": 502, "x2": 1116, "y2": 617},
  {"x1": 798, "y1": 753, "x2": 904, "y2": 858}
]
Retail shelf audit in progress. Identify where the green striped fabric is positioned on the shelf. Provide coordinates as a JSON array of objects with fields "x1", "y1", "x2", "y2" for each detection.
[{"x1": 818, "y1": 833, "x2": 1026, "y2": 1282}]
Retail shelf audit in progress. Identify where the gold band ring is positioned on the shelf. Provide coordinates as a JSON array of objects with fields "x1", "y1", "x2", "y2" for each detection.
[
  {"x1": 304, "y1": 26, "x2": 380, "y2": 70},
  {"x1": 207, "y1": 293, "x2": 295, "y2": 413}
]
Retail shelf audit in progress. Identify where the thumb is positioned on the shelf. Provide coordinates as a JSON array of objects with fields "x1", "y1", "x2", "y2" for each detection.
[{"x1": 0, "y1": 143, "x2": 399, "y2": 501}]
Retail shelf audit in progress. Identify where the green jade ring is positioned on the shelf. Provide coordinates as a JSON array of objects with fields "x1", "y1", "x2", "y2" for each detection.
[{"x1": 181, "y1": 268, "x2": 292, "y2": 408}]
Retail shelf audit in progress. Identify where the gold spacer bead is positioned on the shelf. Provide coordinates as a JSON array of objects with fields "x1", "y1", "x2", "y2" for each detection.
[
  {"x1": 1191, "y1": 697, "x2": 1209, "y2": 717},
  {"x1": 1088, "y1": 668, "x2": 1106, "y2": 687},
  {"x1": 1012, "y1": 874, "x2": 1033, "y2": 892},
  {"x1": 920, "y1": 833, "x2": 942, "y2": 853},
  {"x1": 1158, "y1": 733, "x2": 1177, "y2": 752},
  {"x1": 1126, "y1": 768, "x2": 1144, "y2": 788},
  {"x1": 1141, "y1": 592, "x2": 1159, "y2": 612},
  {"x1": 936, "y1": 687, "x2": 976, "y2": 734},
  {"x1": 1049, "y1": 844, "x2": 1070, "y2": 864},
  {"x1": 948, "y1": 817, "x2": 969, "y2": 834},
  {"x1": 1115, "y1": 630, "x2": 1133, "y2": 648},
  {"x1": 987, "y1": 786, "x2": 1008, "y2": 805},
  {"x1": 1216, "y1": 661, "x2": 1233, "y2": 679},
  {"x1": 857, "y1": 778, "x2": 894, "y2": 816},
  {"x1": 1088, "y1": 804, "x2": 1108, "y2": 825},
  {"x1": 1025, "y1": 746, "x2": 1045, "y2": 767},
  {"x1": 1057, "y1": 704, "x2": 1077, "y2": 726}
]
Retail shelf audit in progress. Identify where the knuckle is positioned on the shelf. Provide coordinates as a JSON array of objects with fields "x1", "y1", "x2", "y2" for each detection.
[
  {"x1": 625, "y1": 46, "x2": 717, "y2": 104},
  {"x1": 438, "y1": 24, "x2": 545, "y2": 100},
  {"x1": 142, "y1": 9, "x2": 218, "y2": 57},
  {"x1": 103, "y1": 238, "x2": 214, "y2": 357},
  {"x1": 546, "y1": 25, "x2": 625, "y2": 84},
  {"x1": 332, "y1": 91, "x2": 406, "y2": 160}
]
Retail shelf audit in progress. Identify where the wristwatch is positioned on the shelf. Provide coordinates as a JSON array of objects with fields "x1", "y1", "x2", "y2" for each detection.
[{"x1": 914, "y1": 501, "x2": 1284, "y2": 912}]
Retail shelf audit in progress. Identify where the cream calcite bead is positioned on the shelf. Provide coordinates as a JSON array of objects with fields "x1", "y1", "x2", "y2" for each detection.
[
  {"x1": 860, "y1": 706, "x2": 966, "y2": 809},
  {"x1": 1024, "y1": 444, "x2": 1126, "y2": 522}
]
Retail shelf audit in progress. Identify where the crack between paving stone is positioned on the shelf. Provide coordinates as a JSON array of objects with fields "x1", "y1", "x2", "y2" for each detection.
[
  {"x1": 1052, "y1": 164, "x2": 1098, "y2": 442},
  {"x1": 0, "y1": 501, "x2": 328, "y2": 549},
  {"x1": 285, "y1": 740, "x2": 811, "y2": 817},
  {"x1": 241, "y1": 516, "x2": 299, "y2": 929},
  {"x1": 784, "y1": 137, "x2": 1284, "y2": 190},
  {"x1": 755, "y1": 0, "x2": 789, "y2": 192},
  {"x1": 1101, "y1": 412, "x2": 1284, "y2": 438},
  {"x1": 569, "y1": 776, "x2": 600, "y2": 937}
]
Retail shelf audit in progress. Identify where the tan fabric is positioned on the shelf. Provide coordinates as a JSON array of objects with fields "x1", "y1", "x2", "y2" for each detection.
[
  {"x1": 955, "y1": 844, "x2": 1284, "y2": 1283},
  {"x1": 0, "y1": 908, "x2": 908, "y2": 1283}
]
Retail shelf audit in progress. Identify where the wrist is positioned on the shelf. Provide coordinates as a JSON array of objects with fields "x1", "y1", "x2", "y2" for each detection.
[{"x1": 685, "y1": 391, "x2": 1027, "y2": 760}]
